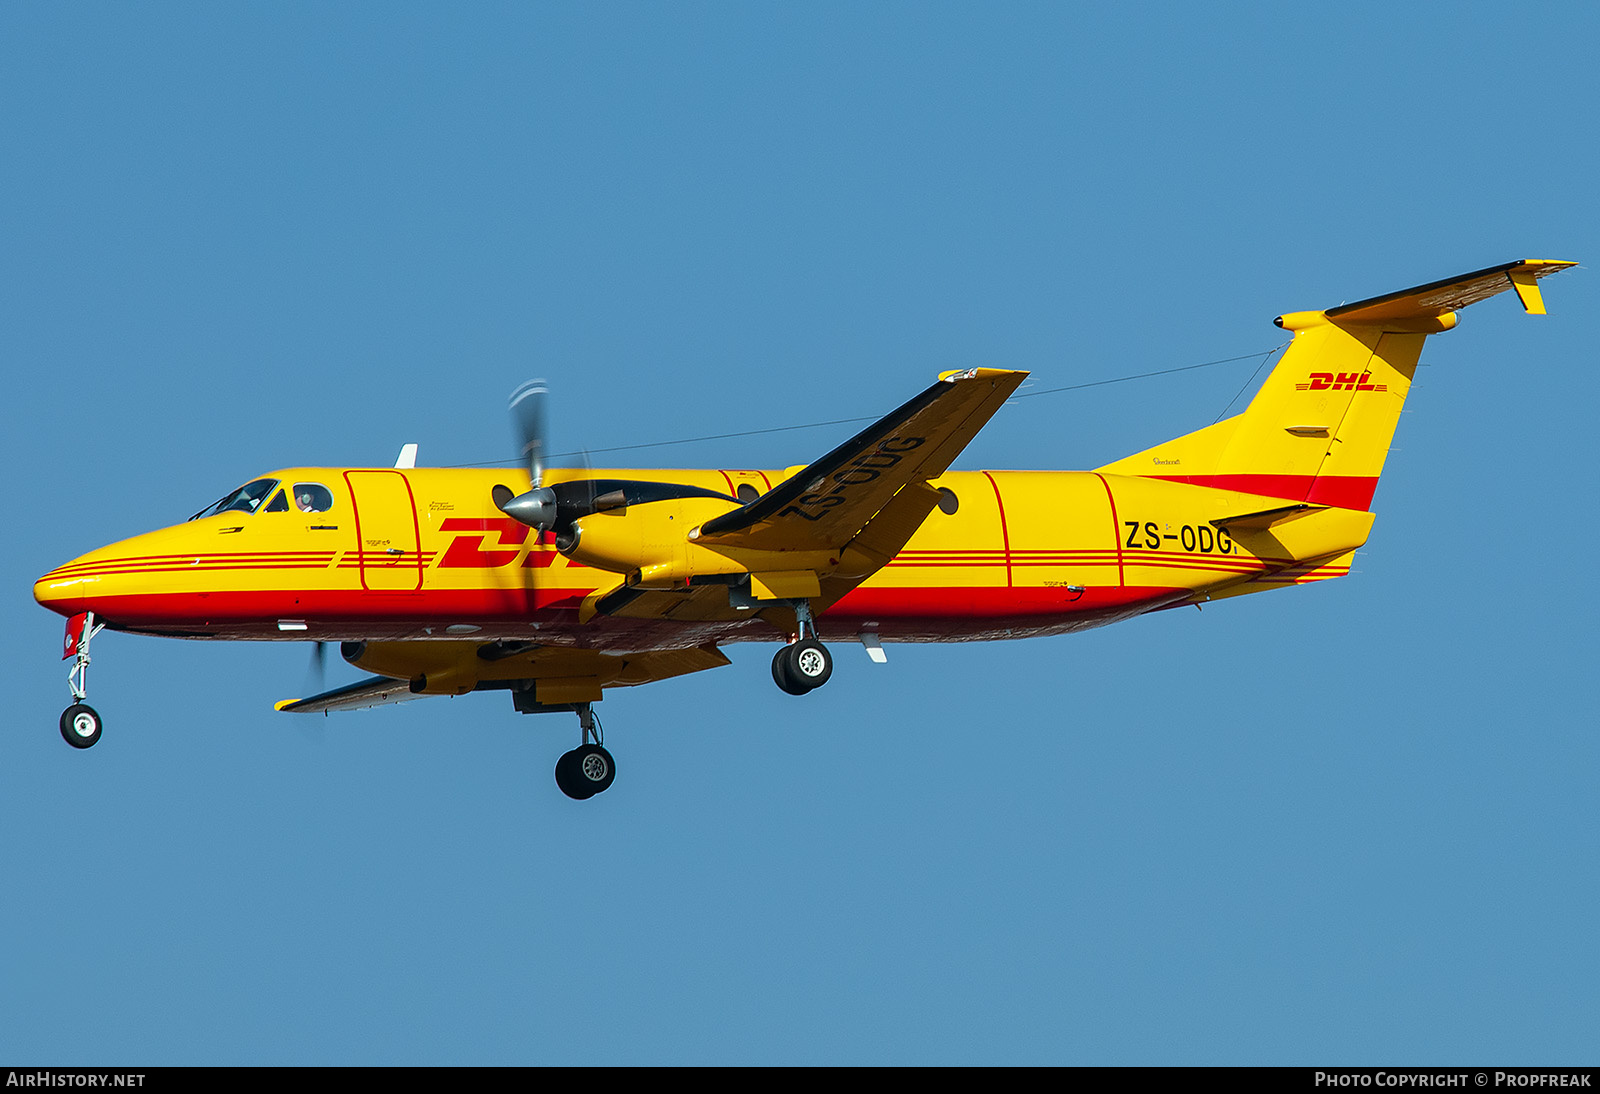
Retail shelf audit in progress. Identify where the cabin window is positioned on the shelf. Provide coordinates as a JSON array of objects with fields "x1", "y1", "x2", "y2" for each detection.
[
  {"x1": 937, "y1": 487, "x2": 959, "y2": 515},
  {"x1": 291, "y1": 483, "x2": 335, "y2": 513}
]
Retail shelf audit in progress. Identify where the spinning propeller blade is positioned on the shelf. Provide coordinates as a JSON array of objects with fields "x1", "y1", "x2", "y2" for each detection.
[
  {"x1": 509, "y1": 379, "x2": 548, "y2": 488},
  {"x1": 306, "y1": 640, "x2": 327, "y2": 692},
  {"x1": 499, "y1": 379, "x2": 558, "y2": 531}
]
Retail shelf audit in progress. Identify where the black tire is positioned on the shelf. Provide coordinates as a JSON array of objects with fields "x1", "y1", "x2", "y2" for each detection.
[
  {"x1": 772, "y1": 645, "x2": 811, "y2": 696},
  {"x1": 554, "y1": 749, "x2": 596, "y2": 800},
  {"x1": 788, "y1": 638, "x2": 833, "y2": 690},
  {"x1": 60, "y1": 703, "x2": 103, "y2": 749}
]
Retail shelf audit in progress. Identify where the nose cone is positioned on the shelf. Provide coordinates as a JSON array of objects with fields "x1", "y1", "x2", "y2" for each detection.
[
  {"x1": 34, "y1": 522, "x2": 199, "y2": 623},
  {"x1": 35, "y1": 544, "x2": 122, "y2": 619}
]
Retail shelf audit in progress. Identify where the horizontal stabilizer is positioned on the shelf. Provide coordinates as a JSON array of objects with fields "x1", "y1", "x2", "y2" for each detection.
[
  {"x1": 1210, "y1": 504, "x2": 1323, "y2": 531},
  {"x1": 1322, "y1": 259, "x2": 1575, "y2": 324},
  {"x1": 275, "y1": 675, "x2": 422, "y2": 714}
]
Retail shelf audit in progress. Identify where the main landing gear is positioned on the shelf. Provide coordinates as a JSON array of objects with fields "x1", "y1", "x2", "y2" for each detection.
[
  {"x1": 770, "y1": 599, "x2": 834, "y2": 696},
  {"x1": 59, "y1": 611, "x2": 106, "y2": 749},
  {"x1": 554, "y1": 702, "x2": 616, "y2": 801}
]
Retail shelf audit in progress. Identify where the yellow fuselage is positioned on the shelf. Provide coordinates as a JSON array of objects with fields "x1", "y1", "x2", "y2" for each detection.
[{"x1": 34, "y1": 464, "x2": 1367, "y2": 649}]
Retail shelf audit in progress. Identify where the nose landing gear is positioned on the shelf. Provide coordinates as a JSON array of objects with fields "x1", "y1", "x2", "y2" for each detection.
[{"x1": 59, "y1": 612, "x2": 106, "y2": 749}]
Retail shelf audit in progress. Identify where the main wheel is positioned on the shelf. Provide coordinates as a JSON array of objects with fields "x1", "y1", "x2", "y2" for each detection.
[
  {"x1": 60, "y1": 703, "x2": 103, "y2": 749},
  {"x1": 788, "y1": 638, "x2": 833, "y2": 690},
  {"x1": 555, "y1": 744, "x2": 616, "y2": 799}
]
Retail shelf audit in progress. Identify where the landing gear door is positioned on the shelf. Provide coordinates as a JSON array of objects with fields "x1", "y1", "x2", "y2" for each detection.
[{"x1": 344, "y1": 470, "x2": 424, "y2": 592}]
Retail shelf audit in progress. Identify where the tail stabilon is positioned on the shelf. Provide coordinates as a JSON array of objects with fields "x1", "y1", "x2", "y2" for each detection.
[{"x1": 1097, "y1": 259, "x2": 1576, "y2": 510}]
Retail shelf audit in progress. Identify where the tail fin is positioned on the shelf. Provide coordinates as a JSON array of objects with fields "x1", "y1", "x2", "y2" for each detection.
[{"x1": 1097, "y1": 259, "x2": 1575, "y2": 509}]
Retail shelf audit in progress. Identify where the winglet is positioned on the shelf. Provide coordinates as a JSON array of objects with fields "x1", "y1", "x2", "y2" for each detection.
[{"x1": 1506, "y1": 268, "x2": 1548, "y2": 314}]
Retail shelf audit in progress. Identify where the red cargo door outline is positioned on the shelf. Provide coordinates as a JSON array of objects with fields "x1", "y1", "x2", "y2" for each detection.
[{"x1": 344, "y1": 470, "x2": 424, "y2": 592}]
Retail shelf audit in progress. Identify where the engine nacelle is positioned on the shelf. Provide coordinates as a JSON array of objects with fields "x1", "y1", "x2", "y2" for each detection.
[
  {"x1": 563, "y1": 496, "x2": 844, "y2": 592},
  {"x1": 562, "y1": 496, "x2": 739, "y2": 582}
]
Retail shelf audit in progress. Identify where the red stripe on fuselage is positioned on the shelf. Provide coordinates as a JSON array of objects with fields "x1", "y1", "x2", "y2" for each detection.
[
  {"x1": 47, "y1": 583, "x2": 1195, "y2": 644},
  {"x1": 1146, "y1": 473, "x2": 1379, "y2": 511}
]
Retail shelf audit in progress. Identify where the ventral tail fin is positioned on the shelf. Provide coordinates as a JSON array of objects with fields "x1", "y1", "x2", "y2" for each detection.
[{"x1": 1097, "y1": 259, "x2": 1576, "y2": 510}]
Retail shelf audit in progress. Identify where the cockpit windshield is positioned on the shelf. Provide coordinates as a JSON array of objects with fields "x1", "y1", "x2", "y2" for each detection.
[{"x1": 189, "y1": 478, "x2": 280, "y2": 521}]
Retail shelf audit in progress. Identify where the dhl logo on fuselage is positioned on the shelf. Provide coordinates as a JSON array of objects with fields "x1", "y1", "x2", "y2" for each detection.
[
  {"x1": 1295, "y1": 371, "x2": 1389, "y2": 392},
  {"x1": 437, "y1": 518, "x2": 573, "y2": 569}
]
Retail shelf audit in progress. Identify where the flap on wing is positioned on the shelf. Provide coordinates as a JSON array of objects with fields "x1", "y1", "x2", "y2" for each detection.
[
  {"x1": 1323, "y1": 259, "x2": 1576, "y2": 324},
  {"x1": 693, "y1": 367, "x2": 1026, "y2": 553},
  {"x1": 275, "y1": 675, "x2": 421, "y2": 714},
  {"x1": 609, "y1": 644, "x2": 731, "y2": 686},
  {"x1": 594, "y1": 581, "x2": 750, "y2": 623},
  {"x1": 838, "y1": 480, "x2": 943, "y2": 573}
]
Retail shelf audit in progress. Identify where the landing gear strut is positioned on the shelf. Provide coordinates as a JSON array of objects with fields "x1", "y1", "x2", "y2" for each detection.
[
  {"x1": 771, "y1": 599, "x2": 833, "y2": 696},
  {"x1": 554, "y1": 702, "x2": 616, "y2": 800},
  {"x1": 60, "y1": 612, "x2": 105, "y2": 749}
]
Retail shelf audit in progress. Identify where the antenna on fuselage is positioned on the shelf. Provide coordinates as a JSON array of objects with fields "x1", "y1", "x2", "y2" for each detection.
[{"x1": 394, "y1": 443, "x2": 418, "y2": 469}]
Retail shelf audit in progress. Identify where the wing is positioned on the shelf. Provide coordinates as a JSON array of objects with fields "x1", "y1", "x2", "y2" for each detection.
[
  {"x1": 274, "y1": 675, "x2": 423, "y2": 714},
  {"x1": 590, "y1": 368, "x2": 1026, "y2": 624},
  {"x1": 275, "y1": 642, "x2": 732, "y2": 713},
  {"x1": 695, "y1": 367, "x2": 1026, "y2": 553}
]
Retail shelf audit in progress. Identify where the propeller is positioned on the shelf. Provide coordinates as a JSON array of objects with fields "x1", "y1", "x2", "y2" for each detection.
[
  {"x1": 497, "y1": 381, "x2": 617, "y2": 546},
  {"x1": 292, "y1": 640, "x2": 331, "y2": 743},
  {"x1": 494, "y1": 379, "x2": 743, "y2": 557},
  {"x1": 305, "y1": 640, "x2": 327, "y2": 693},
  {"x1": 499, "y1": 380, "x2": 559, "y2": 531}
]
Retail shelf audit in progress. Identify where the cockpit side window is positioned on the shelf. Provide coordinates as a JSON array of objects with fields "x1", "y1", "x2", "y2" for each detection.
[
  {"x1": 190, "y1": 478, "x2": 280, "y2": 521},
  {"x1": 263, "y1": 490, "x2": 290, "y2": 513},
  {"x1": 291, "y1": 483, "x2": 334, "y2": 514}
]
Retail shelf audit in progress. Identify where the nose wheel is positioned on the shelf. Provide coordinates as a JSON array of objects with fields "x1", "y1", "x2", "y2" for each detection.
[{"x1": 60, "y1": 703, "x2": 103, "y2": 749}]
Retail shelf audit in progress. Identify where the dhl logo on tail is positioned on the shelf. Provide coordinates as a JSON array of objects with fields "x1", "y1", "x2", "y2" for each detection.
[{"x1": 1297, "y1": 372, "x2": 1388, "y2": 392}]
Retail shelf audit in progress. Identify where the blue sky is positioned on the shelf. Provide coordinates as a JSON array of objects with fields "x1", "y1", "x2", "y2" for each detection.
[{"x1": 4, "y1": 2, "x2": 1597, "y2": 1064}]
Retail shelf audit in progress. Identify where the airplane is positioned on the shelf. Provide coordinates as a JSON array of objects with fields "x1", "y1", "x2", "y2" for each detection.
[{"x1": 34, "y1": 259, "x2": 1575, "y2": 799}]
